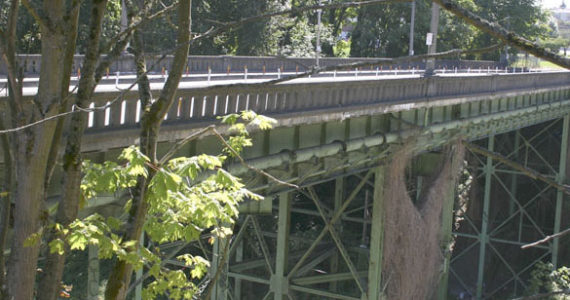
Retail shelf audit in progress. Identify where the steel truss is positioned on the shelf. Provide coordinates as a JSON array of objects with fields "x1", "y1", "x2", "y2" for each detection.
[
  {"x1": 449, "y1": 115, "x2": 570, "y2": 299},
  {"x1": 82, "y1": 116, "x2": 570, "y2": 300},
  {"x1": 216, "y1": 170, "x2": 382, "y2": 300}
]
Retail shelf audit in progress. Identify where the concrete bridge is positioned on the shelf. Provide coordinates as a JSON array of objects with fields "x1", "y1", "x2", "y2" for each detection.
[{"x1": 5, "y1": 70, "x2": 570, "y2": 299}]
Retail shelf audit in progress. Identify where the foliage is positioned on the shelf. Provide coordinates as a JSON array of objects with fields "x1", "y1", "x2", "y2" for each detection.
[
  {"x1": 8, "y1": 0, "x2": 122, "y2": 54},
  {"x1": 46, "y1": 111, "x2": 274, "y2": 299},
  {"x1": 540, "y1": 37, "x2": 570, "y2": 53},
  {"x1": 351, "y1": 1, "x2": 430, "y2": 57},
  {"x1": 279, "y1": 17, "x2": 333, "y2": 57},
  {"x1": 350, "y1": 0, "x2": 550, "y2": 59},
  {"x1": 333, "y1": 39, "x2": 351, "y2": 57},
  {"x1": 469, "y1": 0, "x2": 551, "y2": 60},
  {"x1": 526, "y1": 261, "x2": 570, "y2": 299}
]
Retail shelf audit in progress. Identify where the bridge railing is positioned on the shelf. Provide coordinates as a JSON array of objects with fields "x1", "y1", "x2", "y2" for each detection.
[
  {"x1": 83, "y1": 72, "x2": 570, "y2": 132},
  {"x1": 1, "y1": 54, "x2": 501, "y2": 76}
]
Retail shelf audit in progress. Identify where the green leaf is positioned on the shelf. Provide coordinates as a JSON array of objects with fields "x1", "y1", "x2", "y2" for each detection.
[
  {"x1": 23, "y1": 232, "x2": 42, "y2": 248},
  {"x1": 49, "y1": 239, "x2": 66, "y2": 255},
  {"x1": 68, "y1": 233, "x2": 88, "y2": 251},
  {"x1": 107, "y1": 216, "x2": 122, "y2": 230},
  {"x1": 215, "y1": 169, "x2": 243, "y2": 188},
  {"x1": 219, "y1": 113, "x2": 239, "y2": 125}
]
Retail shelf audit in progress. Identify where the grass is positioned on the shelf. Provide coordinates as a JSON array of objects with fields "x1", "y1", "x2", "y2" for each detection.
[{"x1": 511, "y1": 53, "x2": 567, "y2": 69}]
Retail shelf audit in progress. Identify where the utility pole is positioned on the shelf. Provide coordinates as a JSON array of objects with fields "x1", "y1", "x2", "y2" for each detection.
[
  {"x1": 316, "y1": 0, "x2": 323, "y2": 67},
  {"x1": 425, "y1": 1, "x2": 440, "y2": 76},
  {"x1": 409, "y1": 0, "x2": 416, "y2": 56}
]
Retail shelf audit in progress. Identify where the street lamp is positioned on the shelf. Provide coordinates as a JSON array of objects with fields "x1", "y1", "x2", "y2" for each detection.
[
  {"x1": 409, "y1": 0, "x2": 416, "y2": 56},
  {"x1": 316, "y1": 0, "x2": 323, "y2": 67}
]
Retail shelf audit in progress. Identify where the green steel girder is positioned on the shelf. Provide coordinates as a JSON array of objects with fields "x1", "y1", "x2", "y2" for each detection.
[
  {"x1": 450, "y1": 115, "x2": 570, "y2": 299},
  {"x1": 553, "y1": 114, "x2": 569, "y2": 268}
]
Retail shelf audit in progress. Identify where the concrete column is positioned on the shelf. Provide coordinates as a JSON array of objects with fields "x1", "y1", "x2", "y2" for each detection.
[
  {"x1": 87, "y1": 245, "x2": 100, "y2": 300},
  {"x1": 272, "y1": 193, "x2": 291, "y2": 300},
  {"x1": 367, "y1": 167, "x2": 386, "y2": 300}
]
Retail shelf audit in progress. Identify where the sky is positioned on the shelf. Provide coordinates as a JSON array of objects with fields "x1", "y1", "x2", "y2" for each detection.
[{"x1": 540, "y1": 0, "x2": 567, "y2": 8}]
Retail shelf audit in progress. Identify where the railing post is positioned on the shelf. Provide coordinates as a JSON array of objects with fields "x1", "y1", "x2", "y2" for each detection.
[{"x1": 124, "y1": 98, "x2": 139, "y2": 126}]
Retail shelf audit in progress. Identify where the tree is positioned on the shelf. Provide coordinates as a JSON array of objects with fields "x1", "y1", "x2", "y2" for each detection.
[
  {"x1": 350, "y1": 0, "x2": 550, "y2": 59},
  {"x1": 351, "y1": 1, "x2": 421, "y2": 57}
]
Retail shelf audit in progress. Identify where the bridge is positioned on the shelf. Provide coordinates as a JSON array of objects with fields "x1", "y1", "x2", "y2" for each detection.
[{"x1": 3, "y1": 68, "x2": 570, "y2": 299}]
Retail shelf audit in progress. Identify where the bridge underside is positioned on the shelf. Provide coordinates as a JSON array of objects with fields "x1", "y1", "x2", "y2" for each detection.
[
  {"x1": 34, "y1": 83, "x2": 570, "y2": 299},
  {"x1": 201, "y1": 118, "x2": 570, "y2": 300}
]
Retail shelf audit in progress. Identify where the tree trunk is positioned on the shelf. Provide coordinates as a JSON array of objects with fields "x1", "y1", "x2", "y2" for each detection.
[
  {"x1": 0, "y1": 1, "x2": 19, "y2": 298},
  {"x1": 0, "y1": 121, "x2": 13, "y2": 300},
  {"x1": 36, "y1": 1, "x2": 105, "y2": 299},
  {"x1": 104, "y1": 1, "x2": 191, "y2": 299},
  {"x1": 6, "y1": 1, "x2": 75, "y2": 299}
]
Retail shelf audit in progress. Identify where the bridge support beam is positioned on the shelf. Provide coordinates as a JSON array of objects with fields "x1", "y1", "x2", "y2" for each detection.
[
  {"x1": 272, "y1": 193, "x2": 291, "y2": 300},
  {"x1": 330, "y1": 177, "x2": 344, "y2": 293},
  {"x1": 508, "y1": 130, "x2": 520, "y2": 216},
  {"x1": 87, "y1": 245, "x2": 100, "y2": 300},
  {"x1": 476, "y1": 134, "x2": 494, "y2": 299},
  {"x1": 233, "y1": 241, "x2": 243, "y2": 300},
  {"x1": 367, "y1": 166, "x2": 386, "y2": 300},
  {"x1": 210, "y1": 235, "x2": 229, "y2": 300},
  {"x1": 553, "y1": 113, "x2": 570, "y2": 268}
]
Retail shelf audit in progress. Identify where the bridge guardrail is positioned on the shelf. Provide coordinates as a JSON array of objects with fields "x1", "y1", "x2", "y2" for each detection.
[
  {"x1": 1, "y1": 54, "x2": 501, "y2": 76},
  {"x1": 78, "y1": 72, "x2": 570, "y2": 132}
]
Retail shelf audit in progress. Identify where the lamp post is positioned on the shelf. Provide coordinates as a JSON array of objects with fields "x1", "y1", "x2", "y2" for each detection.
[
  {"x1": 409, "y1": 0, "x2": 416, "y2": 56},
  {"x1": 316, "y1": 0, "x2": 323, "y2": 67}
]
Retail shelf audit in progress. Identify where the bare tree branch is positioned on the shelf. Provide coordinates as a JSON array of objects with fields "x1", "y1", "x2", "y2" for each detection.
[
  {"x1": 159, "y1": 125, "x2": 216, "y2": 164},
  {"x1": 0, "y1": 0, "x2": 23, "y2": 117},
  {"x1": 512, "y1": 289, "x2": 570, "y2": 300},
  {"x1": 100, "y1": 1, "x2": 179, "y2": 58},
  {"x1": 522, "y1": 228, "x2": 570, "y2": 249},
  {"x1": 20, "y1": 0, "x2": 49, "y2": 30},
  {"x1": 211, "y1": 128, "x2": 299, "y2": 189},
  {"x1": 433, "y1": 0, "x2": 570, "y2": 69}
]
